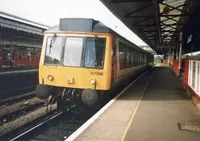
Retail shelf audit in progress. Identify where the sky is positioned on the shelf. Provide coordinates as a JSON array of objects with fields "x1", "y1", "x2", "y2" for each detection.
[{"x1": 0, "y1": 0, "x2": 148, "y2": 46}]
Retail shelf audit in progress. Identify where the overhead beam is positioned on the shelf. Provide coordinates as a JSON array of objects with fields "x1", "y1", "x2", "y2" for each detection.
[
  {"x1": 161, "y1": 17, "x2": 178, "y2": 23},
  {"x1": 125, "y1": 4, "x2": 153, "y2": 17},
  {"x1": 128, "y1": 14, "x2": 190, "y2": 19},
  {"x1": 131, "y1": 24, "x2": 157, "y2": 27},
  {"x1": 160, "y1": 2, "x2": 185, "y2": 13},
  {"x1": 132, "y1": 23, "x2": 184, "y2": 27},
  {"x1": 149, "y1": 38, "x2": 158, "y2": 41},
  {"x1": 110, "y1": 0, "x2": 152, "y2": 3},
  {"x1": 161, "y1": 23, "x2": 185, "y2": 26},
  {"x1": 147, "y1": 35, "x2": 158, "y2": 38},
  {"x1": 153, "y1": 0, "x2": 162, "y2": 44},
  {"x1": 145, "y1": 33, "x2": 157, "y2": 36},
  {"x1": 143, "y1": 30, "x2": 157, "y2": 32},
  {"x1": 161, "y1": 24, "x2": 177, "y2": 30},
  {"x1": 140, "y1": 25, "x2": 157, "y2": 30},
  {"x1": 132, "y1": 16, "x2": 153, "y2": 26},
  {"x1": 168, "y1": 4, "x2": 185, "y2": 13},
  {"x1": 161, "y1": 30, "x2": 177, "y2": 32},
  {"x1": 143, "y1": 30, "x2": 177, "y2": 32},
  {"x1": 160, "y1": 14, "x2": 190, "y2": 17},
  {"x1": 126, "y1": 15, "x2": 153, "y2": 18}
]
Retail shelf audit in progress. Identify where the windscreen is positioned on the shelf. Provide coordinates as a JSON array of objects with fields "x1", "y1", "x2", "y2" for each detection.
[
  {"x1": 44, "y1": 36, "x2": 106, "y2": 69},
  {"x1": 44, "y1": 36, "x2": 63, "y2": 65},
  {"x1": 84, "y1": 37, "x2": 106, "y2": 69},
  {"x1": 64, "y1": 37, "x2": 83, "y2": 67}
]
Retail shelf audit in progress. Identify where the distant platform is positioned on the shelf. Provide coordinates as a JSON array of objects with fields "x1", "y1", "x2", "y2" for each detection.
[{"x1": 0, "y1": 69, "x2": 38, "y2": 76}]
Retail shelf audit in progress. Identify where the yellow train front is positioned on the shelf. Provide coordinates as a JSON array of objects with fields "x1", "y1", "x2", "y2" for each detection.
[{"x1": 35, "y1": 18, "x2": 153, "y2": 107}]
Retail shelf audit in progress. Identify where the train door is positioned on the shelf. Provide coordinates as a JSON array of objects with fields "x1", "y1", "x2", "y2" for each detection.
[
  {"x1": 0, "y1": 35, "x2": 3, "y2": 68},
  {"x1": 111, "y1": 36, "x2": 117, "y2": 83}
]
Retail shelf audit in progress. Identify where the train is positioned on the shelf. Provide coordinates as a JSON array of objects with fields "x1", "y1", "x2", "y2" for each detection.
[{"x1": 35, "y1": 18, "x2": 154, "y2": 109}]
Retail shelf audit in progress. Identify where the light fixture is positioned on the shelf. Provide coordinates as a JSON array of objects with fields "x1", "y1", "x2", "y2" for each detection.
[
  {"x1": 67, "y1": 77, "x2": 74, "y2": 84},
  {"x1": 163, "y1": 6, "x2": 170, "y2": 15},
  {"x1": 162, "y1": 0, "x2": 170, "y2": 15},
  {"x1": 90, "y1": 78, "x2": 96, "y2": 85},
  {"x1": 47, "y1": 75, "x2": 54, "y2": 81}
]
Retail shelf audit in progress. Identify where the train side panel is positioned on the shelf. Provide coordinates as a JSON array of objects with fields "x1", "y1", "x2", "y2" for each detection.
[{"x1": 113, "y1": 37, "x2": 152, "y2": 82}]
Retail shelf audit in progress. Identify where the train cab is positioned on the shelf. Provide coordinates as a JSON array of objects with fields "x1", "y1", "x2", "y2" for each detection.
[{"x1": 36, "y1": 18, "x2": 113, "y2": 106}]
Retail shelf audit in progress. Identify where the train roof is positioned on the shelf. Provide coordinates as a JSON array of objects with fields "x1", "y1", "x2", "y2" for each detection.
[
  {"x1": 45, "y1": 18, "x2": 114, "y2": 34},
  {"x1": 45, "y1": 18, "x2": 152, "y2": 55}
]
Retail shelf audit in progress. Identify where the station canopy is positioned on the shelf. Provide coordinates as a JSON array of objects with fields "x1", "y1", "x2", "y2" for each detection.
[{"x1": 100, "y1": 0, "x2": 200, "y2": 54}]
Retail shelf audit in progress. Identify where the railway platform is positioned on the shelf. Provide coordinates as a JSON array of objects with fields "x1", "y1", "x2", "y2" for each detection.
[
  {"x1": 67, "y1": 63, "x2": 200, "y2": 141},
  {"x1": 0, "y1": 69, "x2": 38, "y2": 76}
]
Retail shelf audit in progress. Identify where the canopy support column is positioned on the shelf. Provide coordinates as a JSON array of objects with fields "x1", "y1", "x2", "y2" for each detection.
[{"x1": 178, "y1": 32, "x2": 183, "y2": 77}]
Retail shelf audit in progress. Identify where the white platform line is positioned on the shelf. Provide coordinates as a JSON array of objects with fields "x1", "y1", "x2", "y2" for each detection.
[{"x1": 65, "y1": 67, "x2": 153, "y2": 141}]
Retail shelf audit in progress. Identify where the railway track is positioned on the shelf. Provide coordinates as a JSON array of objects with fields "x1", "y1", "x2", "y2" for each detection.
[
  {"x1": 0, "y1": 90, "x2": 47, "y2": 140},
  {"x1": 0, "y1": 102, "x2": 45, "y2": 124},
  {"x1": 0, "y1": 89, "x2": 100, "y2": 141},
  {"x1": 1, "y1": 110, "x2": 62, "y2": 141},
  {"x1": 1, "y1": 88, "x2": 125, "y2": 141},
  {"x1": 0, "y1": 91, "x2": 35, "y2": 107},
  {"x1": 0, "y1": 104, "x2": 57, "y2": 140},
  {"x1": 2, "y1": 104, "x2": 100, "y2": 141}
]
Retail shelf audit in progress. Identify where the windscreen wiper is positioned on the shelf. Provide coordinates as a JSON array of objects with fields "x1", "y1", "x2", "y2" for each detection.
[{"x1": 49, "y1": 34, "x2": 57, "y2": 53}]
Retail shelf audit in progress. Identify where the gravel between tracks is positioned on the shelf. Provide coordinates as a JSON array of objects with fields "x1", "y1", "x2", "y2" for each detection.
[
  {"x1": 0, "y1": 104, "x2": 57, "y2": 136},
  {"x1": 0, "y1": 97, "x2": 42, "y2": 117}
]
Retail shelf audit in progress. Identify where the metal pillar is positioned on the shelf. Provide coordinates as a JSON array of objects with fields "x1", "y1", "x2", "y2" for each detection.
[
  {"x1": 178, "y1": 32, "x2": 183, "y2": 77},
  {"x1": 168, "y1": 50, "x2": 172, "y2": 67},
  {"x1": 172, "y1": 48, "x2": 174, "y2": 61},
  {"x1": 176, "y1": 40, "x2": 179, "y2": 59}
]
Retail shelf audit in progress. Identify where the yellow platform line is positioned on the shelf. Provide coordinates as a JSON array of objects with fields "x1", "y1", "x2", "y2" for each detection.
[{"x1": 121, "y1": 73, "x2": 153, "y2": 141}]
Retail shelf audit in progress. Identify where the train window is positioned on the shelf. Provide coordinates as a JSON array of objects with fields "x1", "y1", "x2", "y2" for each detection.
[
  {"x1": 119, "y1": 41, "x2": 126, "y2": 69},
  {"x1": 138, "y1": 52, "x2": 141, "y2": 65},
  {"x1": 84, "y1": 37, "x2": 106, "y2": 69},
  {"x1": 44, "y1": 36, "x2": 63, "y2": 65},
  {"x1": 64, "y1": 37, "x2": 83, "y2": 67},
  {"x1": 131, "y1": 48, "x2": 134, "y2": 66},
  {"x1": 126, "y1": 46, "x2": 131, "y2": 67},
  {"x1": 139, "y1": 53, "x2": 142, "y2": 64},
  {"x1": 135, "y1": 51, "x2": 139, "y2": 65},
  {"x1": 133, "y1": 50, "x2": 137, "y2": 66}
]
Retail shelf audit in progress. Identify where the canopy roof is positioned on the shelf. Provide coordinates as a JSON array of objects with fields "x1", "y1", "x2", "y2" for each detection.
[{"x1": 100, "y1": 0, "x2": 200, "y2": 54}]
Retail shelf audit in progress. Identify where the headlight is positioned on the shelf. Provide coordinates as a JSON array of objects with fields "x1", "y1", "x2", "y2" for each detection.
[
  {"x1": 47, "y1": 75, "x2": 54, "y2": 81},
  {"x1": 90, "y1": 78, "x2": 96, "y2": 85}
]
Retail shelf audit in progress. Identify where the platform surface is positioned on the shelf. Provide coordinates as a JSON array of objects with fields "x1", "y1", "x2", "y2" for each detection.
[{"x1": 75, "y1": 64, "x2": 200, "y2": 141}]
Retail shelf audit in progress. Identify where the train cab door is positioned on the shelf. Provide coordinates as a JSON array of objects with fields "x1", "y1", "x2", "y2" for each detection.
[{"x1": 111, "y1": 36, "x2": 117, "y2": 83}]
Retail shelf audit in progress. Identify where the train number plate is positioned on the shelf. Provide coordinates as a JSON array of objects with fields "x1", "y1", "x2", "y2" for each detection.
[{"x1": 91, "y1": 72, "x2": 103, "y2": 76}]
